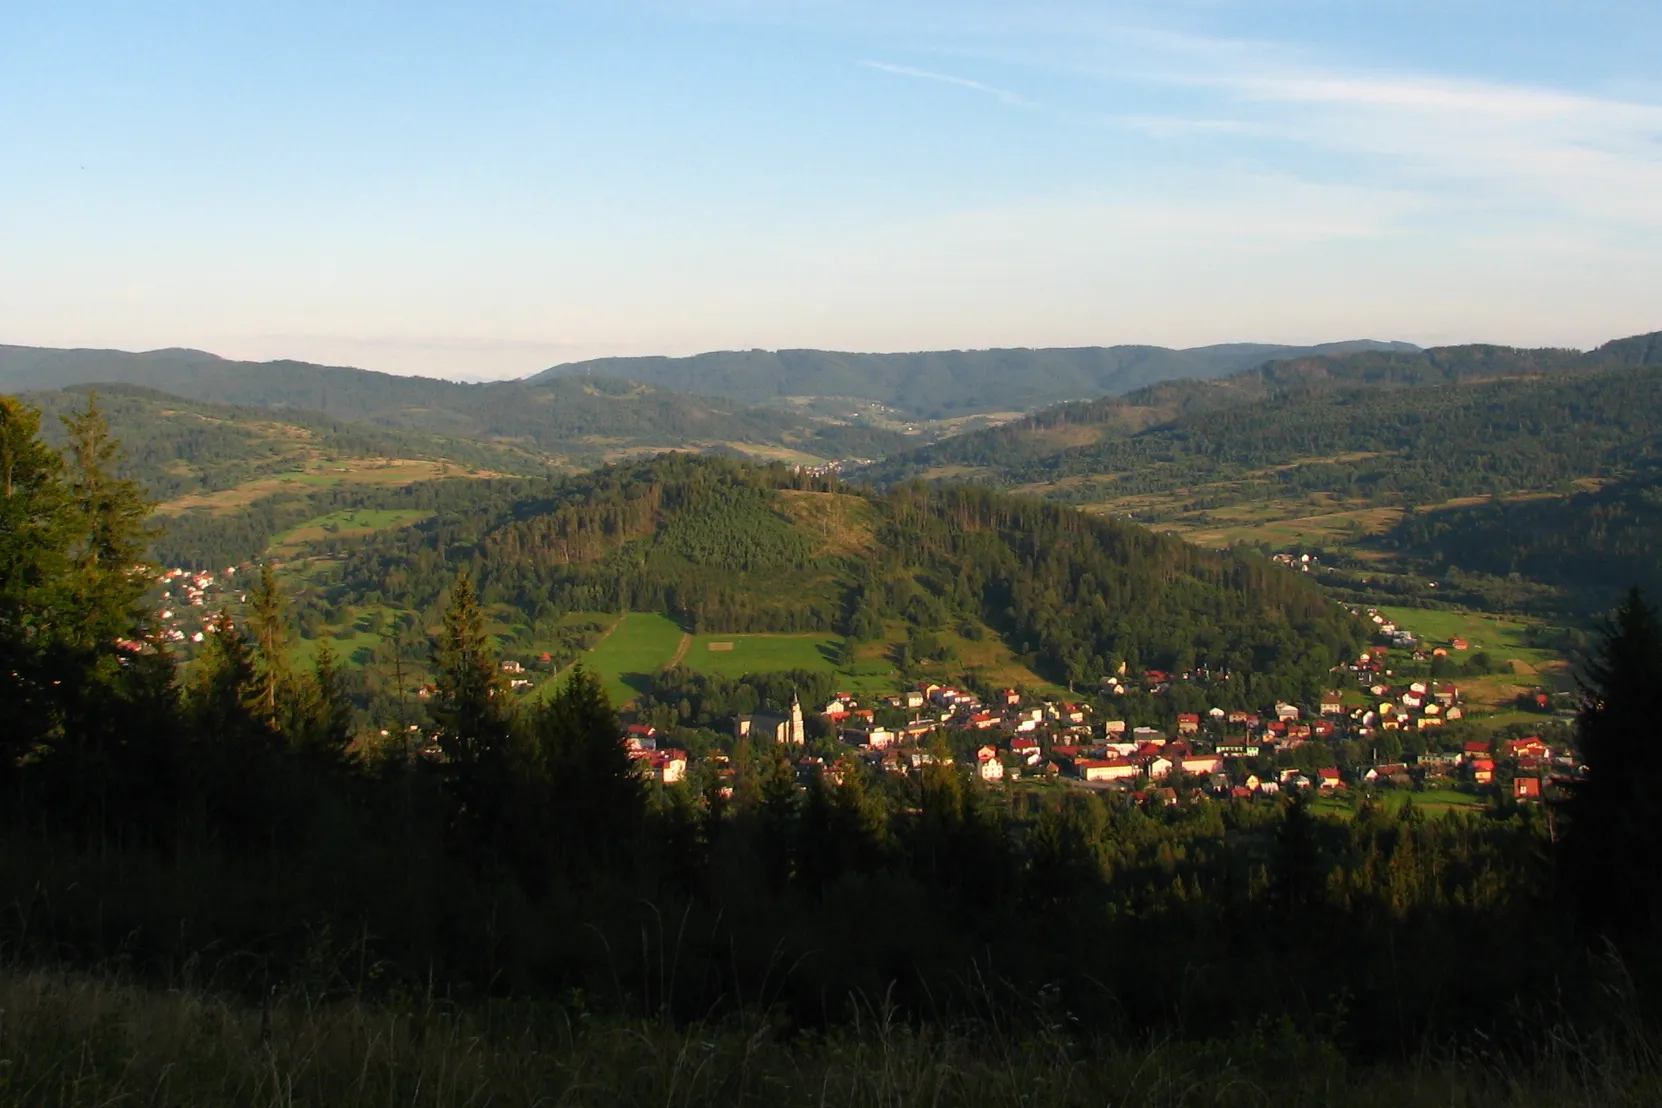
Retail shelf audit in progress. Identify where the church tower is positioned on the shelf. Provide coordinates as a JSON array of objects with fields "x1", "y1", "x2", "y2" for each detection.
[{"x1": 789, "y1": 691, "x2": 805, "y2": 745}]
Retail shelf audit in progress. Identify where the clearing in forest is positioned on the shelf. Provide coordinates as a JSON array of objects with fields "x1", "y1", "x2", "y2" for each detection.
[{"x1": 583, "y1": 613, "x2": 689, "y2": 706}]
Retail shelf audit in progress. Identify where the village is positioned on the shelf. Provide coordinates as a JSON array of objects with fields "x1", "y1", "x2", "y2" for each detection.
[
  {"x1": 140, "y1": 568, "x2": 1577, "y2": 811},
  {"x1": 621, "y1": 606, "x2": 1578, "y2": 808}
]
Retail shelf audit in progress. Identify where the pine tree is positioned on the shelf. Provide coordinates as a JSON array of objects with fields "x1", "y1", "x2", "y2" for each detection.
[
  {"x1": 247, "y1": 562, "x2": 290, "y2": 727},
  {"x1": 289, "y1": 640, "x2": 356, "y2": 763},
  {"x1": 0, "y1": 396, "x2": 75, "y2": 758},
  {"x1": 530, "y1": 664, "x2": 644, "y2": 875},
  {"x1": 187, "y1": 609, "x2": 273, "y2": 750},
  {"x1": 60, "y1": 393, "x2": 151, "y2": 649},
  {"x1": 1561, "y1": 588, "x2": 1662, "y2": 937},
  {"x1": 428, "y1": 572, "x2": 517, "y2": 843},
  {"x1": 1271, "y1": 790, "x2": 1325, "y2": 918}
]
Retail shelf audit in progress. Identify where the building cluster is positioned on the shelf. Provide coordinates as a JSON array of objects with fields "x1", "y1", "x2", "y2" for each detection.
[{"x1": 149, "y1": 566, "x2": 241, "y2": 645}]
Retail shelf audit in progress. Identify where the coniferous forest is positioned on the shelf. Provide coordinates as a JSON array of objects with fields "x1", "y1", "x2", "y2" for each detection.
[{"x1": 5, "y1": 392, "x2": 1662, "y2": 1105}]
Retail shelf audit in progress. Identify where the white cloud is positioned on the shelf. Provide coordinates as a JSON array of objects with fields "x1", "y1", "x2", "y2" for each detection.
[{"x1": 859, "y1": 60, "x2": 1035, "y2": 107}]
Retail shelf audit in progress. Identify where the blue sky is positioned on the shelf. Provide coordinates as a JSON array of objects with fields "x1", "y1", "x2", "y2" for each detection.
[{"x1": 3, "y1": 1, "x2": 1659, "y2": 378}]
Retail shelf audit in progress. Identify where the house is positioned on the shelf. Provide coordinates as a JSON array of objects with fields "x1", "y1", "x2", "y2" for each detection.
[
  {"x1": 1463, "y1": 740, "x2": 1491, "y2": 761},
  {"x1": 1076, "y1": 758, "x2": 1139, "y2": 783},
  {"x1": 1104, "y1": 719, "x2": 1127, "y2": 735},
  {"x1": 1133, "y1": 726, "x2": 1165, "y2": 743},
  {"x1": 1010, "y1": 736, "x2": 1043, "y2": 765},
  {"x1": 1181, "y1": 755, "x2": 1223, "y2": 776},
  {"x1": 843, "y1": 726, "x2": 897, "y2": 750},
  {"x1": 1145, "y1": 756, "x2": 1174, "y2": 780},
  {"x1": 1176, "y1": 713, "x2": 1201, "y2": 735},
  {"x1": 977, "y1": 746, "x2": 1005, "y2": 782},
  {"x1": 1317, "y1": 767, "x2": 1343, "y2": 789},
  {"x1": 1274, "y1": 702, "x2": 1301, "y2": 722},
  {"x1": 1501, "y1": 736, "x2": 1549, "y2": 760},
  {"x1": 632, "y1": 749, "x2": 687, "y2": 785},
  {"x1": 1451, "y1": 637, "x2": 1469, "y2": 651},
  {"x1": 1513, "y1": 777, "x2": 1542, "y2": 801},
  {"x1": 1000, "y1": 688, "x2": 1022, "y2": 707},
  {"x1": 1470, "y1": 758, "x2": 1496, "y2": 785},
  {"x1": 1320, "y1": 693, "x2": 1345, "y2": 716}
]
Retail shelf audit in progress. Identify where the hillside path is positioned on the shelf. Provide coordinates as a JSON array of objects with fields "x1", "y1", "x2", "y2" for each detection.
[{"x1": 667, "y1": 632, "x2": 692, "y2": 669}]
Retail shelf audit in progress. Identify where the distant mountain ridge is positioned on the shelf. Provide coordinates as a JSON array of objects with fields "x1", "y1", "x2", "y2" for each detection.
[
  {"x1": 859, "y1": 329, "x2": 1662, "y2": 483},
  {"x1": 0, "y1": 345, "x2": 916, "y2": 467},
  {"x1": 533, "y1": 340, "x2": 1422, "y2": 419}
]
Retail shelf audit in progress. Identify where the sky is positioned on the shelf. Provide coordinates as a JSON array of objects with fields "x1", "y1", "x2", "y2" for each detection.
[{"x1": 2, "y1": 0, "x2": 1659, "y2": 380}]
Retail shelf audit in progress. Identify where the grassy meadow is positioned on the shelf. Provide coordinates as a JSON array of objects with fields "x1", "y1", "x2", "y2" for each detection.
[
  {"x1": 3, "y1": 969, "x2": 1657, "y2": 1108},
  {"x1": 689, "y1": 632, "x2": 842, "y2": 677},
  {"x1": 582, "y1": 613, "x2": 690, "y2": 705}
]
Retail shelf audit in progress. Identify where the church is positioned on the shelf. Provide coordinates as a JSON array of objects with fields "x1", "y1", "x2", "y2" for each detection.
[{"x1": 735, "y1": 692, "x2": 805, "y2": 745}]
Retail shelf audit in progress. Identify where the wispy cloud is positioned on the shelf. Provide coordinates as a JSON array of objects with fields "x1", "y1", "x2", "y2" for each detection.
[{"x1": 859, "y1": 60, "x2": 1035, "y2": 107}]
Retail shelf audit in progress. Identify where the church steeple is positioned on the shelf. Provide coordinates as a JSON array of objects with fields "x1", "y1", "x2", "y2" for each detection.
[{"x1": 789, "y1": 691, "x2": 805, "y2": 745}]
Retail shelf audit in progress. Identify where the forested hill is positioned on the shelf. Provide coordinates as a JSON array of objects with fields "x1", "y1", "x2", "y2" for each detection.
[
  {"x1": 533, "y1": 340, "x2": 1419, "y2": 418},
  {"x1": 338, "y1": 454, "x2": 1363, "y2": 697},
  {"x1": 0, "y1": 345, "x2": 911, "y2": 463},
  {"x1": 24, "y1": 384, "x2": 553, "y2": 500},
  {"x1": 862, "y1": 330, "x2": 1662, "y2": 485}
]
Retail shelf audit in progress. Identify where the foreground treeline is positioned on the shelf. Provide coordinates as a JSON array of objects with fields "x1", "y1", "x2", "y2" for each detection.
[{"x1": 4, "y1": 395, "x2": 1662, "y2": 1078}]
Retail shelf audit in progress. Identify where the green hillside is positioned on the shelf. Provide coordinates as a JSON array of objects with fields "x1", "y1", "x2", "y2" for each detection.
[
  {"x1": 325, "y1": 454, "x2": 1364, "y2": 700},
  {"x1": 864, "y1": 331, "x2": 1662, "y2": 484},
  {"x1": 535, "y1": 339, "x2": 1418, "y2": 418}
]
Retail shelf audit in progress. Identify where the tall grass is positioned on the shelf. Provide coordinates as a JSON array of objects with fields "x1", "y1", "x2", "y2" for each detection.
[{"x1": 1, "y1": 969, "x2": 1659, "y2": 1107}]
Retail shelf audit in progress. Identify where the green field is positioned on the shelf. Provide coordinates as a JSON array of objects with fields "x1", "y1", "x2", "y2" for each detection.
[
  {"x1": 274, "y1": 508, "x2": 432, "y2": 550},
  {"x1": 688, "y1": 633, "x2": 841, "y2": 677},
  {"x1": 582, "y1": 613, "x2": 689, "y2": 705},
  {"x1": 1312, "y1": 786, "x2": 1486, "y2": 820},
  {"x1": 1374, "y1": 606, "x2": 1557, "y2": 668}
]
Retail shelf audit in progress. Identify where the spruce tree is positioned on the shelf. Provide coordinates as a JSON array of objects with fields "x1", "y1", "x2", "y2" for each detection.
[
  {"x1": 1561, "y1": 588, "x2": 1662, "y2": 938},
  {"x1": 531, "y1": 664, "x2": 644, "y2": 875},
  {"x1": 429, "y1": 572, "x2": 516, "y2": 842},
  {"x1": 247, "y1": 562, "x2": 290, "y2": 727},
  {"x1": 60, "y1": 393, "x2": 151, "y2": 649},
  {"x1": 187, "y1": 609, "x2": 273, "y2": 750}
]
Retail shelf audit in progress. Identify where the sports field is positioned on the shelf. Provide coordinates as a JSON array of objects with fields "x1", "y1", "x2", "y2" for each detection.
[{"x1": 688, "y1": 633, "x2": 841, "y2": 678}]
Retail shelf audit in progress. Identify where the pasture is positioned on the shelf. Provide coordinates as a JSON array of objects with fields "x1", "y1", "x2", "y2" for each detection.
[
  {"x1": 274, "y1": 508, "x2": 431, "y2": 551},
  {"x1": 1373, "y1": 606, "x2": 1556, "y2": 668},
  {"x1": 583, "y1": 613, "x2": 689, "y2": 706}
]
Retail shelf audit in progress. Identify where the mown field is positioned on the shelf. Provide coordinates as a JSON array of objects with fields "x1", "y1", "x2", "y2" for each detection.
[
  {"x1": 690, "y1": 632, "x2": 842, "y2": 677},
  {"x1": 581, "y1": 613, "x2": 690, "y2": 705},
  {"x1": 273, "y1": 508, "x2": 431, "y2": 551}
]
